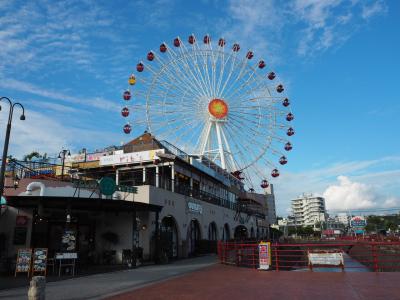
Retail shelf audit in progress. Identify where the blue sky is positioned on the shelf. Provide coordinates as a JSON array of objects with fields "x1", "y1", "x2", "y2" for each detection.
[{"x1": 0, "y1": 0, "x2": 399, "y2": 215}]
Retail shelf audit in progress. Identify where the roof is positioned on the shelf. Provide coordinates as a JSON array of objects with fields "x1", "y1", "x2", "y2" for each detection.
[{"x1": 5, "y1": 195, "x2": 162, "y2": 212}]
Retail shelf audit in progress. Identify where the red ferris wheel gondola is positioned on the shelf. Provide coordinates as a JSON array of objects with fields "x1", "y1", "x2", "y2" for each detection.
[
  {"x1": 286, "y1": 113, "x2": 294, "y2": 121},
  {"x1": 123, "y1": 90, "x2": 131, "y2": 100},
  {"x1": 287, "y1": 127, "x2": 295, "y2": 136},
  {"x1": 246, "y1": 51, "x2": 254, "y2": 59},
  {"x1": 279, "y1": 156, "x2": 288, "y2": 165},
  {"x1": 147, "y1": 51, "x2": 155, "y2": 61},
  {"x1": 123, "y1": 124, "x2": 131, "y2": 134},
  {"x1": 260, "y1": 180, "x2": 269, "y2": 189},
  {"x1": 160, "y1": 43, "x2": 167, "y2": 53},
  {"x1": 218, "y1": 38, "x2": 225, "y2": 47},
  {"x1": 232, "y1": 43, "x2": 240, "y2": 52},
  {"x1": 268, "y1": 72, "x2": 276, "y2": 80},
  {"x1": 136, "y1": 62, "x2": 144, "y2": 72},
  {"x1": 271, "y1": 169, "x2": 280, "y2": 178},
  {"x1": 203, "y1": 35, "x2": 211, "y2": 44},
  {"x1": 174, "y1": 38, "x2": 181, "y2": 47},
  {"x1": 258, "y1": 60, "x2": 266, "y2": 69},
  {"x1": 284, "y1": 142, "x2": 293, "y2": 151},
  {"x1": 276, "y1": 84, "x2": 284, "y2": 93},
  {"x1": 121, "y1": 107, "x2": 129, "y2": 117},
  {"x1": 188, "y1": 35, "x2": 195, "y2": 44},
  {"x1": 283, "y1": 98, "x2": 290, "y2": 107}
]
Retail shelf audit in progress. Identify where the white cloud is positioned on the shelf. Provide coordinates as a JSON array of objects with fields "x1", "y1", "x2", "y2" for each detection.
[
  {"x1": 0, "y1": 78, "x2": 119, "y2": 112},
  {"x1": 273, "y1": 156, "x2": 400, "y2": 215},
  {"x1": 323, "y1": 175, "x2": 400, "y2": 211},
  {"x1": 362, "y1": 0, "x2": 388, "y2": 19},
  {"x1": 0, "y1": 110, "x2": 119, "y2": 159},
  {"x1": 323, "y1": 175, "x2": 377, "y2": 210}
]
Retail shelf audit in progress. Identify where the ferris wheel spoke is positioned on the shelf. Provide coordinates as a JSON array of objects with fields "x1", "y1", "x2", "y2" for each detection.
[
  {"x1": 218, "y1": 52, "x2": 240, "y2": 98},
  {"x1": 208, "y1": 42, "x2": 218, "y2": 98},
  {"x1": 193, "y1": 42, "x2": 214, "y2": 98},
  {"x1": 148, "y1": 58, "x2": 205, "y2": 101},
  {"x1": 163, "y1": 44, "x2": 209, "y2": 96},
  {"x1": 164, "y1": 117, "x2": 204, "y2": 146},
  {"x1": 225, "y1": 72, "x2": 267, "y2": 104},
  {"x1": 145, "y1": 65, "x2": 196, "y2": 100},
  {"x1": 172, "y1": 44, "x2": 211, "y2": 98},
  {"x1": 223, "y1": 124, "x2": 263, "y2": 170},
  {"x1": 221, "y1": 57, "x2": 255, "y2": 100}
]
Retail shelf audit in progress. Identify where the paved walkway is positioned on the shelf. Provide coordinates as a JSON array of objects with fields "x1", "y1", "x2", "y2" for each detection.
[
  {"x1": 110, "y1": 264, "x2": 400, "y2": 300},
  {"x1": 0, "y1": 255, "x2": 217, "y2": 300}
]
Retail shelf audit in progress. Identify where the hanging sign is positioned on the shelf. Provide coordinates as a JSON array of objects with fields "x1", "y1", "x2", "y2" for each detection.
[
  {"x1": 32, "y1": 248, "x2": 48, "y2": 276},
  {"x1": 258, "y1": 242, "x2": 271, "y2": 270},
  {"x1": 15, "y1": 248, "x2": 32, "y2": 277}
]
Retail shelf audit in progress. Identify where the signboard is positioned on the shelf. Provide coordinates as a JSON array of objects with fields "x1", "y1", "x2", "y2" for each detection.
[
  {"x1": 32, "y1": 248, "x2": 48, "y2": 275},
  {"x1": 15, "y1": 248, "x2": 32, "y2": 277},
  {"x1": 258, "y1": 242, "x2": 271, "y2": 270},
  {"x1": 187, "y1": 202, "x2": 202, "y2": 214},
  {"x1": 65, "y1": 151, "x2": 107, "y2": 163},
  {"x1": 308, "y1": 250, "x2": 344, "y2": 267},
  {"x1": 351, "y1": 216, "x2": 367, "y2": 228},
  {"x1": 56, "y1": 252, "x2": 78, "y2": 259},
  {"x1": 100, "y1": 149, "x2": 165, "y2": 166},
  {"x1": 99, "y1": 177, "x2": 116, "y2": 196}
]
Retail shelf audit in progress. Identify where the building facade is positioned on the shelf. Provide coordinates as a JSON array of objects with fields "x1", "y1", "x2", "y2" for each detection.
[
  {"x1": 0, "y1": 133, "x2": 276, "y2": 268},
  {"x1": 291, "y1": 193, "x2": 327, "y2": 227}
]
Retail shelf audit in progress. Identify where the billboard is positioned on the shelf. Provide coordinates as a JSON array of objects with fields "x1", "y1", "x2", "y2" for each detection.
[{"x1": 350, "y1": 216, "x2": 367, "y2": 228}]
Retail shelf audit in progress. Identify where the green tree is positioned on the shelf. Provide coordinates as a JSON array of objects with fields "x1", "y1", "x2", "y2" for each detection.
[{"x1": 23, "y1": 151, "x2": 49, "y2": 162}]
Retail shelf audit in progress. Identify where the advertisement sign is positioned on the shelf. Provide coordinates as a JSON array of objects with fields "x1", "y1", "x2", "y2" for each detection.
[
  {"x1": 32, "y1": 248, "x2": 48, "y2": 275},
  {"x1": 258, "y1": 242, "x2": 271, "y2": 270},
  {"x1": 100, "y1": 149, "x2": 165, "y2": 166},
  {"x1": 65, "y1": 151, "x2": 108, "y2": 163},
  {"x1": 350, "y1": 216, "x2": 367, "y2": 228},
  {"x1": 308, "y1": 250, "x2": 344, "y2": 267},
  {"x1": 15, "y1": 248, "x2": 32, "y2": 277}
]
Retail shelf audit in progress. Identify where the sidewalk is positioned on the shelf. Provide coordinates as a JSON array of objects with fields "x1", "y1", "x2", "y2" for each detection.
[
  {"x1": 109, "y1": 264, "x2": 400, "y2": 300},
  {"x1": 0, "y1": 255, "x2": 217, "y2": 300}
]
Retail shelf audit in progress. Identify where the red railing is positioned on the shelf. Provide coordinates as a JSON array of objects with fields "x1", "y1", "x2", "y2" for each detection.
[{"x1": 217, "y1": 241, "x2": 400, "y2": 272}]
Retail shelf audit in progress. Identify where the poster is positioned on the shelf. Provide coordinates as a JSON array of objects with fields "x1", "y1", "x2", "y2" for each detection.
[
  {"x1": 258, "y1": 242, "x2": 271, "y2": 270},
  {"x1": 32, "y1": 248, "x2": 48, "y2": 274},
  {"x1": 15, "y1": 248, "x2": 32, "y2": 276},
  {"x1": 61, "y1": 230, "x2": 76, "y2": 252}
]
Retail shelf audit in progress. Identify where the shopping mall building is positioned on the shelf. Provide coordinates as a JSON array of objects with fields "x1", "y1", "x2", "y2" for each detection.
[{"x1": 0, "y1": 133, "x2": 276, "y2": 267}]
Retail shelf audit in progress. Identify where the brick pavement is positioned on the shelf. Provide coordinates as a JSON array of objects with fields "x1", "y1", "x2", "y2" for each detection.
[{"x1": 109, "y1": 264, "x2": 400, "y2": 300}]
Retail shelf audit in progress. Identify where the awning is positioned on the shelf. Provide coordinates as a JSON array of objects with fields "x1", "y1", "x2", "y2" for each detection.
[{"x1": 4, "y1": 195, "x2": 162, "y2": 213}]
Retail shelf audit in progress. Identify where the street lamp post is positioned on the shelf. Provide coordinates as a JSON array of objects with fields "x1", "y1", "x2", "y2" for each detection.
[
  {"x1": 58, "y1": 149, "x2": 70, "y2": 180},
  {"x1": 0, "y1": 97, "x2": 25, "y2": 198}
]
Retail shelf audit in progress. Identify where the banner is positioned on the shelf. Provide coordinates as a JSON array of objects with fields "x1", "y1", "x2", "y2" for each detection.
[
  {"x1": 258, "y1": 242, "x2": 271, "y2": 270},
  {"x1": 100, "y1": 149, "x2": 165, "y2": 166}
]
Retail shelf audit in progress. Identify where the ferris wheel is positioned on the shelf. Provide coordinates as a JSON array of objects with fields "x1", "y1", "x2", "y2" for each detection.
[{"x1": 120, "y1": 34, "x2": 295, "y2": 190}]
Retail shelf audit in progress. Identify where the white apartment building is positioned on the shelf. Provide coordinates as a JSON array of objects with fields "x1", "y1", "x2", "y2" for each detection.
[{"x1": 291, "y1": 193, "x2": 327, "y2": 227}]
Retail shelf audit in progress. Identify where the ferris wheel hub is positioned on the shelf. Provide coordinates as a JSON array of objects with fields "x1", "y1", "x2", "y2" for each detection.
[{"x1": 208, "y1": 98, "x2": 228, "y2": 119}]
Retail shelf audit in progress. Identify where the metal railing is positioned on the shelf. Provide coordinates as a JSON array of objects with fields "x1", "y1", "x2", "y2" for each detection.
[{"x1": 217, "y1": 240, "x2": 400, "y2": 272}]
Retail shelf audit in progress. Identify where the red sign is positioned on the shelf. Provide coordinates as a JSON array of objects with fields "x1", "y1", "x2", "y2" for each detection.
[{"x1": 16, "y1": 216, "x2": 29, "y2": 226}]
